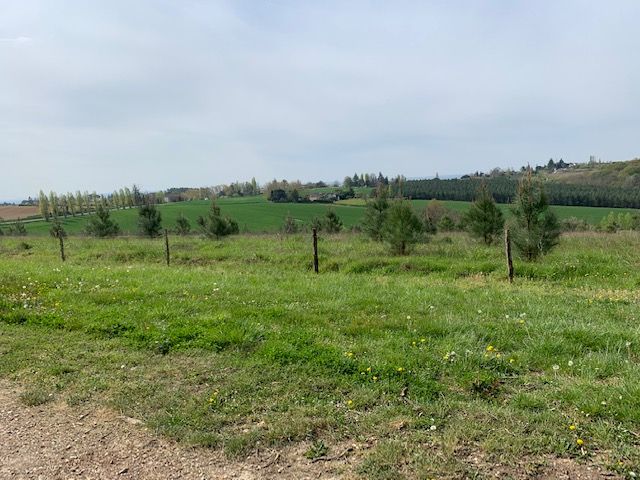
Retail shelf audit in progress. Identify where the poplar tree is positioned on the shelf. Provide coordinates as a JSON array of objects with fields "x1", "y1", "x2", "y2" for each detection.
[
  {"x1": 38, "y1": 190, "x2": 50, "y2": 221},
  {"x1": 49, "y1": 191, "x2": 59, "y2": 218}
]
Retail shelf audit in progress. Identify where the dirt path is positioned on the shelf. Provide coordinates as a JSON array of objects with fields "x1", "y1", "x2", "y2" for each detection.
[
  {"x1": 0, "y1": 381, "x2": 621, "y2": 479},
  {"x1": 0, "y1": 381, "x2": 352, "y2": 479}
]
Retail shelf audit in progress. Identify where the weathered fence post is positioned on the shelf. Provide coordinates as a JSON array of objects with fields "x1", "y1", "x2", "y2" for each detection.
[
  {"x1": 164, "y1": 229, "x2": 170, "y2": 266},
  {"x1": 312, "y1": 228, "x2": 319, "y2": 273},
  {"x1": 505, "y1": 228, "x2": 513, "y2": 283},
  {"x1": 58, "y1": 234, "x2": 65, "y2": 262}
]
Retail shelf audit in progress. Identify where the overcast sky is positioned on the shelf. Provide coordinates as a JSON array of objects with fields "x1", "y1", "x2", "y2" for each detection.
[{"x1": 2, "y1": 1, "x2": 640, "y2": 200}]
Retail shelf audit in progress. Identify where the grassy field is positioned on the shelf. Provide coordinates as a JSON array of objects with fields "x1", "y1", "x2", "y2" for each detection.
[
  {"x1": 11, "y1": 195, "x2": 640, "y2": 236},
  {"x1": 1, "y1": 232, "x2": 639, "y2": 478}
]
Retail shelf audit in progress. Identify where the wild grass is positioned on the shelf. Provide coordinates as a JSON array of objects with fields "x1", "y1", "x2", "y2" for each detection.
[{"x1": 0, "y1": 231, "x2": 639, "y2": 477}]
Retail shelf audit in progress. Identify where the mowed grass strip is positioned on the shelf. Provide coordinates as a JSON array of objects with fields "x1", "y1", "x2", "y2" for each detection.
[{"x1": 0, "y1": 232, "x2": 639, "y2": 477}]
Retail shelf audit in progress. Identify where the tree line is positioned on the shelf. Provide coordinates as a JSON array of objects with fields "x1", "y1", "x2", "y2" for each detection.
[
  {"x1": 36, "y1": 185, "x2": 164, "y2": 221},
  {"x1": 395, "y1": 176, "x2": 640, "y2": 209}
]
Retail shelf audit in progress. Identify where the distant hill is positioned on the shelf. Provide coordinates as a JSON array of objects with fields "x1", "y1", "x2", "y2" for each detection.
[
  {"x1": 541, "y1": 158, "x2": 640, "y2": 189},
  {"x1": 400, "y1": 158, "x2": 640, "y2": 208}
]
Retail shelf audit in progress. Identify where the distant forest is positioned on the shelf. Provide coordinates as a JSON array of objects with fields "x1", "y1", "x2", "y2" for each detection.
[{"x1": 395, "y1": 176, "x2": 640, "y2": 208}]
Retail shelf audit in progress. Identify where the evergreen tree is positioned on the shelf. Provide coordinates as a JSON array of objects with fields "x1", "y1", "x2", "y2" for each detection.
[
  {"x1": 509, "y1": 171, "x2": 560, "y2": 260},
  {"x1": 321, "y1": 209, "x2": 343, "y2": 233},
  {"x1": 197, "y1": 201, "x2": 239, "y2": 239},
  {"x1": 175, "y1": 213, "x2": 191, "y2": 235},
  {"x1": 382, "y1": 200, "x2": 423, "y2": 255},
  {"x1": 137, "y1": 203, "x2": 163, "y2": 237},
  {"x1": 361, "y1": 185, "x2": 389, "y2": 241},
  {"x1": 464, "y1": 183, "x2": 505, "y2": 244},
  {"x1": 8, "y1": 219, "x2": 27, "y2": 236},
  {"x1": 85, "y1": 204, "x2": 120, "y2": 237}
]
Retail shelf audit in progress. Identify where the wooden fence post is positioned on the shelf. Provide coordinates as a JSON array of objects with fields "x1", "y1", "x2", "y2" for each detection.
[
  {"x1": 505, "y1": 228, "x2": 514, "y2": 283},
  {"x1": 59, "y1": 235, "x2": 65, "y2": 262},
  {"x1": 312, "y1": 228, "x2": 319, "y2": 273},
  {"x1": 164, "y1": 229, "x2": 170, "y2": 266}
]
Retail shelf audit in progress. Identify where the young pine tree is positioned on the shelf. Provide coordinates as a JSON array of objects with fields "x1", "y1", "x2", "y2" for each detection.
[
  {"x1": 464, "y1": 183, "x2": 504, "y2": 244},
  {"x1": 321, "y1": 209, "x2": 343, "y2": 233},
  {"x1": 509, "y1": 170, "x2": 560, "y2": 261},
  {"x1": 361, "y1": 185, "x2": 389, "y2": 241},
  {"x1": 382, "y1": 200, "x2": 423, "y2": 255},
  {"x1": 197, "y1": 201, "x2": 239, "y2": 239},
  {"x1": 175, "y1": 213, "x2": 191, "y2": 235},
  {"x1": 8, "y1": 219, "x2": 27, "y2": 236},
  {"x1": 85, "y1": 204, "x2": 120, "y2": 237},
  {"x1": 137, "y1": 203, "x2": 163, "y2": 237}
]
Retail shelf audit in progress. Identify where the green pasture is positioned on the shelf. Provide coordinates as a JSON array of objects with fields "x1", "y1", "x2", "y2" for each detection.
[
  {"x1": 7, "y1": 195, "x2": 640, "y2": 236},
  {"x1": 1, "y1": 232, "x2": 639, "y2": 477}
]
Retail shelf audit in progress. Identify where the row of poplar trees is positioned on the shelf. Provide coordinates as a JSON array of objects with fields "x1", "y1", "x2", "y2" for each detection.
[{"x1": 37, "y1": 185, "x2": 156, "y2": 221}]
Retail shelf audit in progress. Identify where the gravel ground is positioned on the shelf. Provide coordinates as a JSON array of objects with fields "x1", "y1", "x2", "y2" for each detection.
[
  {"x1": 0, "y1": 381, "x2": 352, "y2": 479},
  {"x1": 0, "y1": 380, "x2": 619, "y2": 479}
]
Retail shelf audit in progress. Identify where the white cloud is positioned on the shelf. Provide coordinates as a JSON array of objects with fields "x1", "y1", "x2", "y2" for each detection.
[{"x1": 1, "y1": 0, "x2": 639, "y2": 199}]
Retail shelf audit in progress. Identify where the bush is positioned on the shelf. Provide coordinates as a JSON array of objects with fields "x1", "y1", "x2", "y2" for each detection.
[
  {"x1": 85, "y1": 204, "x2": 120, "y2": 237},
  {"x1": 282, "y1": 214, "x2": 299, "y2": 234},
  {"x1": 421, "y1": 200, "x2": 460, "y2": 234},
  {"x1": 382, "y1": 200, "x2": 423, "y2": 255},
  {"x1": 137, "y1": 203, "x2": 163, "y2": 238},
  {"x1": 560, "y1": 217, "x2": 590, "y2": 232}
]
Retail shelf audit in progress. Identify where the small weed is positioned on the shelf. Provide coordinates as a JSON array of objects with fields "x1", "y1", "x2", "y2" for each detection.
[
  {"x1": 304, "y1": 440, "x2": 329, "y2": 460},
  {"x1": 19, "y1": 388, "x2": 53, "y2": 406}
]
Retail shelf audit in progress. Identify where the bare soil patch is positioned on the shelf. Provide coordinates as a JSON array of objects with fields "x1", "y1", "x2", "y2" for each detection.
[
  {"x1": 0, "y1": 381, "x2": 357, "y2": 479},
  {"x1": 0, "y1": 380, "x2": 621, "y2": 479},
  {"x1": 0, "y1": 206, "x2": 39, "y2": 221}
]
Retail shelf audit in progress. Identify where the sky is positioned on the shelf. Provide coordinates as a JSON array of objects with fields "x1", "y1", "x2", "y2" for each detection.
[{"x1": 2, "y1": 1, "x2": 640, "y2": 200}]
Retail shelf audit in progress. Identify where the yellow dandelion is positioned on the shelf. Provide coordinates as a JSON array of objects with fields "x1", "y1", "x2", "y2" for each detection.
[
  {"x1": 397, "y1": 367, "x2": 405, "y2": 372},
  {"x1": 486, "y1": 345, "x2": 495, "y2": 352},
  {"x1": 576, "y1": 438, "x2": 584, "y2": 446},
  {"x1": 346, "y1": 399, "x2": 353, "y2": 407},
  {"x1": 372, "y1": 376, "x2": 378, "y2": 382},
  {"x1": 569, "y1": 425, "x2": 576, "y2": 431}
]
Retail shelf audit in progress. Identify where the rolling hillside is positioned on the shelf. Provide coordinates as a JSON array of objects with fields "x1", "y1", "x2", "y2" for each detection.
[{"x1": 12, "y1": 195, "x2": 640, "y2": 236}]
